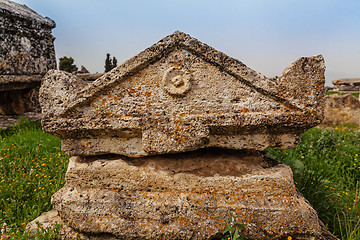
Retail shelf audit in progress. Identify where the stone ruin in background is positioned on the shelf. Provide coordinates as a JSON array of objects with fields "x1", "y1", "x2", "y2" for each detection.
[
  {"x1": 323, "y1": 94, "x2": 360, "y2": 126},
  {"x1": 0, "y1": 0, "x2": 56, "y2": 117},
  {"x1": 332, "y1": 78, "x2": 360, "y2": 92},
  {"x1": 74, "y1": 65, "x2": 104, "y2": 82},
  {"x1": 325, "y1": 78, "x2": 360, "y2": 126},
  {"x1": 28, "y1": 31, "x2": 338, "y2": 239}
]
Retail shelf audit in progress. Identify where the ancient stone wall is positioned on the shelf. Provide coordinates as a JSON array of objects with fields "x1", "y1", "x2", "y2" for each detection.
[{"x1": 0, "y1": 0, "x2": 56, "y2": 115}]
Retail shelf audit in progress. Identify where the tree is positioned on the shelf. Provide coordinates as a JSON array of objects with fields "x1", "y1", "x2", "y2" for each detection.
[
  {"x1": 112, "y1": 56, "x2": 117, "y2": 69},
  {"x1": 105, "y1": 53, "x2": 112, "y2": 72},
  {"x1": 104, "y1": 53, "x2": 118, "y2": 72},
  {"x1": 59, "y1": 56, "x2": 78, "y2": 73}
]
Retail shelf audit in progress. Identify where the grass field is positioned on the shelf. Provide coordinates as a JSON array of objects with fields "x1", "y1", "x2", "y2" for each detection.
[
  {"x1": 268, "y1": 126, "x2": 360, "y2": 239},
  {"x1": 326, "y1": 91, "x2": 360, "y2": 99},
  {"x1": 0, "y1": 119, "x2": 359, "y2": 239},
  {"x1": 0, "y1": 119, "x2": 68, "y2": 239}
]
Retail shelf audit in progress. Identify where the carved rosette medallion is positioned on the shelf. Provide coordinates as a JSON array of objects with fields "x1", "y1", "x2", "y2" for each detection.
[{"x1": 163, "y1": 67, "x2": 192, "y2": 97}]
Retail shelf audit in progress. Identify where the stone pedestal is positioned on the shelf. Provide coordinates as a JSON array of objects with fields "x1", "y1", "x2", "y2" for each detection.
[{"x1": 28, "y1": 149, "x2": 335, "y2": 240}]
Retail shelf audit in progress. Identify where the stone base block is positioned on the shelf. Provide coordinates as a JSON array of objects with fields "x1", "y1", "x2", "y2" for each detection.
[{"x1": 28, "y1": 149, "x2": 337, "y2": 239}]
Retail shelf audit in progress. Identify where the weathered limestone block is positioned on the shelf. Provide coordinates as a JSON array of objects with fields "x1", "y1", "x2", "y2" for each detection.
[
  {"x1": 29, "y1": 149, "x2": 335, "y2": 240},
  {"x1": 323, "y1": 94, "x2": 360, "y2": 126},
  {"x1": 332, "y1": 78, "x2": 360, "y2": 92},
  {"x1": 26, "y1": 210, "x2": 118, "y2": 240},
  {"x1": 0, "y1": 0, "x2": 56, "y2": 75},
  {"x1": 0, "y1": 0, "x2": 56, "y2": 114},
  {"x1": 40, "y1": 31, "x2": 325, "y2": 157}
]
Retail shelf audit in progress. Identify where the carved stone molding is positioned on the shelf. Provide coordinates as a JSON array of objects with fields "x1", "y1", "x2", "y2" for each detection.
[{"x1": 163, "y1": 67, "x2": 192, "y2": 97}]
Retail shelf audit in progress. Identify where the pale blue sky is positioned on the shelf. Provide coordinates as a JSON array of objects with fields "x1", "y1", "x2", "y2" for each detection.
[{"x1": 15, "y1": 0, "x2": 360, "y2": 86}]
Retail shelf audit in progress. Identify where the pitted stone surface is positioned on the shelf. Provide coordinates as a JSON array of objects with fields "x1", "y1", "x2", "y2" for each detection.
[
  {"x1": 0, "y1": 0, "x2": 56, "y2": 114},
  {"x1": 40, "y1": 31, "x2": 325, "y2": 157},
  {"x1": 323, "y1": 94, "x2": 360, "y2": 126},
  {"x1": 38, "y1": 150, "x2": 334, "y2": 240},
  {"x1": 0, "y1": 0, "x2": 56, "y2": 77}
]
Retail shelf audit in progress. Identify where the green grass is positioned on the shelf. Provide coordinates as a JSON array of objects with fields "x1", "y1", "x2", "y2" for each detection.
[
  {"x1": 326, "y1": 90, "x2": 359, "y2": 98},
  {"x1": 0, "y1": 118, "x2": 68, "y2": 239},
  {"x1": 1, "y1": 119, "x2": 360, "y2": 239},
  {"x1": 267, "y1": 126, "x2": 360, "y2": 239}
]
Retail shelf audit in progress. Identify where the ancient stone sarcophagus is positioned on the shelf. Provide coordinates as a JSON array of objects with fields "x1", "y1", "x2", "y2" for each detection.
[
  {"x1": 32, "y1": 32, "x2": 336, "y2": 240},
  {"x1": 0, "y1": 0, "x2": 56, "y2": 115},
  {"x1": 41, "y1": 31, "x2": 325, "y2": 157}
]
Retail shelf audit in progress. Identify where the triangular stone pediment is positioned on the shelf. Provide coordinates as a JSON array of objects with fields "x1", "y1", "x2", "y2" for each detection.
[{"x1": 40, "y1": 31, "x2": 325, "y2": 157}]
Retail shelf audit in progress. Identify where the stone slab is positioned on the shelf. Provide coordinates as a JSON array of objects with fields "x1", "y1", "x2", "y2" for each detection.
[{"x1": 41, "y1": 150, "x2": 336, "y2": 240}]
